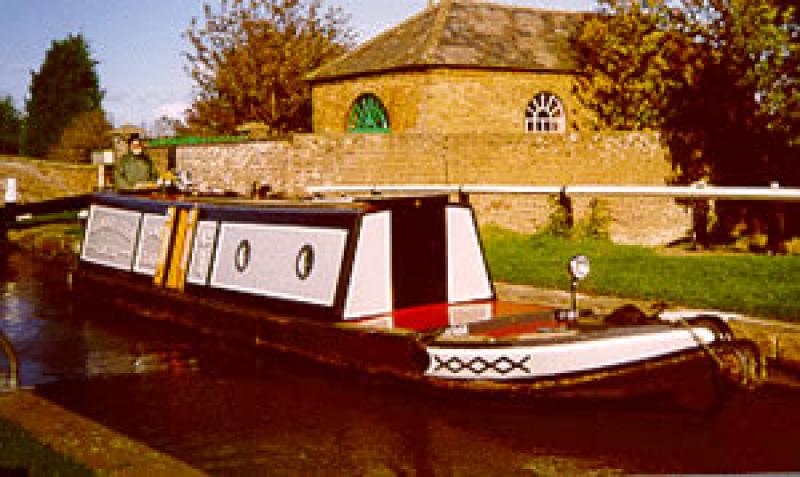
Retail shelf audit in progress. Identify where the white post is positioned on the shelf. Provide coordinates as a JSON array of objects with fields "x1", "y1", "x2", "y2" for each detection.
[
  {"x1": 4, "y1": 178, "x2": 17, "y2": 204},
  {"x1": 97, "y1": 164, "x2": 105, "y2": 190}
]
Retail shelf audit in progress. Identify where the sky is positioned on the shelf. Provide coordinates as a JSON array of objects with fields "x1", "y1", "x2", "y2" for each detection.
[{"x1": 0, "y1": 0, "x2": 597, "y2": 129}]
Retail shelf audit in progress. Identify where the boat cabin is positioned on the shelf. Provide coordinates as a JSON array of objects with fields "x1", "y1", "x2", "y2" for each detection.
[{"x1": 80, "y1": 193, "x2": 494, "y2": 321}]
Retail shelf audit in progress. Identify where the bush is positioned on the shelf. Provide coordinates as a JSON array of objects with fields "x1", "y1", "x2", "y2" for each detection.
[
  {"x1": 542, "y1": 195, "x2": 611, "y2": 240},
  {"x1": 45, "y1": 109, "x2": 111, "y2": 163},
  {"x1": 541, "y1": 194, "x2": 573, "y2": 238},
  {"x1": 576, "y1": 199, "x2": 611, "y2": 239}
]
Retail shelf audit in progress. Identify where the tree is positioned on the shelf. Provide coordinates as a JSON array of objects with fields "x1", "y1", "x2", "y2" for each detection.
[
  {"x1": 184, "y1": 0, "x2": 354, "y2": 134},
  {"x1": 576, "y1": 0, "x2": 799, "y2": 246},
  {"x1": 23, "y1": 33, "x2": 104, "y2": 157},
  {"x1": 45, "y1": 109, "x2": 112, "y2": 163},
  {"x1": 0, "y1": 95, "x2": 23, "y2": 155},
  {"x1": 575, "y1": 0, "x2": 799, "y2": 185}
]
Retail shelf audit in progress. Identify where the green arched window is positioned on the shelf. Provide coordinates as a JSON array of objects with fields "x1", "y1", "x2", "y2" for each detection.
[{"x1": 347, "y1": 94, "x2": 390, "y2": 133}]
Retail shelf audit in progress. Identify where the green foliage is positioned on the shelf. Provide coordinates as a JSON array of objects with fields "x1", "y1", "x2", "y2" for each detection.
[
  {"x1": 0, "y1": 95, "x2": 23, "y2": 155},
  {"x1": 183, "y1": 0, "x2": 355, "y2": 135},
  {"x1": 0, "y1": 418, "x2": 93, "y2": 476},
  {"x1": 46, "y1": 109, "x2": 111, "y2": 163},
  {"x1": 576, "y1": 198, "x2": 611, "y2": 239},
  {"x1": 541, "y1": 196, "x2": 610, "y2": 240},
  {"x1": 482, "y1": 225, "x2": 800, "y2": 321},
  {"x1": 22, "y1": 34, "x2": 104, "y2": 158},
  {"x1": 576, "y1": 0, "x2": 799, "y2": 186},
  {"x1": 541, "y1": 194, "x2": 573, "y2": 238}
]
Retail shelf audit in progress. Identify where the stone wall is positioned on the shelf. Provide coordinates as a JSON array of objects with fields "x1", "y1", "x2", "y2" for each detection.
[
  {"x1": 0, "y1": 156, "x2": 98, "y2": 204},
  {"x1": 312, "y1": 69, "x2": 595, "y2": 134},
  {"x1": 175, "y1": 132, "x2": 690, "y2": 245}
]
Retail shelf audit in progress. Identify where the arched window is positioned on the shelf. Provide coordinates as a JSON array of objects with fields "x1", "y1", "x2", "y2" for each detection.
[
  {"x1": 347, "y1": 94, "x2": 390, "y2": 133},
  {"x1": 525, "y1": 93, "x2": 566, "y2": 133}
]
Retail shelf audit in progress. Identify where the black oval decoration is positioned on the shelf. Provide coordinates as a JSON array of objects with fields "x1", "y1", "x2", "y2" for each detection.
[
  {"x1": 295, "y1": 244, "x2": 314, "y2": 280},
  {"x1": 234, "y1": 239, "x2": 251, "y2": 273}
]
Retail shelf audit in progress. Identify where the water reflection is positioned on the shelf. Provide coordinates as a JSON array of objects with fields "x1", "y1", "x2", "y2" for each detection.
[{"x1": 2, "y1": 251, "x2": 800, "y2": 474}]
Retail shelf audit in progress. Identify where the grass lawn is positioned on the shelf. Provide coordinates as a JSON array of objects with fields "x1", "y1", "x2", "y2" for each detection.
[
  {"x1": 481, "y1": 226, "x2": 800, "y2": 321},
  {"x1": 0, "y1": 418, "x2": 92, "y2": 476}
]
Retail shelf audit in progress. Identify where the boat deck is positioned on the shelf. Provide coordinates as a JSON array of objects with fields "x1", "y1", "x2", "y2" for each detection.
[{"x1": 345, "y1": 301, "x2": 552, "y2": 333}]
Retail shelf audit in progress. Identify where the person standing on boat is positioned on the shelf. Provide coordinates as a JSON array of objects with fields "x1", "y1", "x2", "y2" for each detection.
[{"x1": 114, "y1": 135, "x2": 158, "y2": 190}]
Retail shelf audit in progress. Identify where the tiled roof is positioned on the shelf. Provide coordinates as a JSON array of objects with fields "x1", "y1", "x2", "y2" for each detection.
[{"x1": 307, "y1": 0, "x2": 590, "y2": 82}]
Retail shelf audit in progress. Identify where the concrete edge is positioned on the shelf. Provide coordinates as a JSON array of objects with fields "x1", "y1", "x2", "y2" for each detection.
[{"x1": 0, "y1": 391, "x2": 206, "y2": 476}]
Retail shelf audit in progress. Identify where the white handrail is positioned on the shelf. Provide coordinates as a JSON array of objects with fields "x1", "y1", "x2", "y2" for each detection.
[{"x1": 307, "y1": 184, "x2": 800, "y2": 201}]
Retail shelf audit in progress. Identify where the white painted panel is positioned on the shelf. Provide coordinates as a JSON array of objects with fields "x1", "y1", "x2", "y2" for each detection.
[
  {"x1": 187, "y1": 221, "x2": 219, "y2": 285},
  {"x1": 211, "y1": 223, "x2": 348, "y2": 306},
  {"x1": 81, "y1": 205, "x2": 141, "y2": 271},
  {"x1": 446, "y1": 206, "x2": 493, "y2": 303},
  {"x1": 426, "y1": 328, "x2": 715, "y2": 380},
  {"x1": 133, "y1": 213, "x2": 169, "y2": 275},
  {"x1": 344, "y1": 212, "x2": 392, "y2": 319}
]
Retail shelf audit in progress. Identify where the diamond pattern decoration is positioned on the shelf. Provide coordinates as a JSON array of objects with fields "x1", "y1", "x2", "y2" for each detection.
[{"x1": 434, "y1": 354, "x2": 531, "y2": 376}]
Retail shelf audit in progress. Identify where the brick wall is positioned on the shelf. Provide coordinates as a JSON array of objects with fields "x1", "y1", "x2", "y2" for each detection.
[
  {"x1": 312, "y1": 69, "x2": 596, "y2": 134},
  {"x1": 0, "y1": 156, "x2": 97, "y2": 204},
  {"x1": 176, "y1": 132, "x2": 690, "y2": 245}
]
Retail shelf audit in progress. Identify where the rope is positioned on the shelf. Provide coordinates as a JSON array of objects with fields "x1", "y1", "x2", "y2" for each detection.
[{"x1": 676, "y1": 318, "x2": 726, "y2": 370}]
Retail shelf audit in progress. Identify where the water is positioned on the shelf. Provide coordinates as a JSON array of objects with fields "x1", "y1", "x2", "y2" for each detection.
[{"x1": 2, "y1": 250, "x2": 800, "y2": 475}]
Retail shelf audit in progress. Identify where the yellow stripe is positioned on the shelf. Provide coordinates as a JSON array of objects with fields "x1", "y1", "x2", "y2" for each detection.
[
  {"x1": 166, "y1": 210, "x2": 188, "y2": 290},
  {"x1": 153, "y1": 207, "x2": 176, "y2": 287},
  {"x1": 172, "y1": 208, "x2": 199, "y2": 292}
]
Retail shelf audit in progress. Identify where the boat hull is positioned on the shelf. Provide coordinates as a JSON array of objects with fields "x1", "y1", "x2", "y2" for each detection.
[{"x1": 74, "y1": 265, "x2": 726, "y2": 405}]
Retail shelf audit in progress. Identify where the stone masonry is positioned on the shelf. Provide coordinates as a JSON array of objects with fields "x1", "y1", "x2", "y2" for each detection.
[
  {"x1": 174, "y1": 131, "x2": 690, "y2": 245},
  {"x1": 312, "y1": 69, "x2": 595, "y2": 134}
]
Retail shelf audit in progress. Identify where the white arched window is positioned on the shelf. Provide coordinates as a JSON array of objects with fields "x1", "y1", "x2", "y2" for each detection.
[{"x1": 525, "y1": 93, "x2": 566, "y2": 133}]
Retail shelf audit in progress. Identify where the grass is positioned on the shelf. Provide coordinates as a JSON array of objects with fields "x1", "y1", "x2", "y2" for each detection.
[
  {"x1": 481, "y1": 225, "x2": 800, "y2": 321},
  {"x1": 0, "y1": 418, "x2": 93, "y2": 476},
  {"x1": 10, "y1": 211, "x2": 80, "y2": 229}
]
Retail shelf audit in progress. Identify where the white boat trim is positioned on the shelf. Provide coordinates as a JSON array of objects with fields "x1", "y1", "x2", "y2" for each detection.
[{"x1": 425, "y1": 327, "x2": 715, "y2": 380}]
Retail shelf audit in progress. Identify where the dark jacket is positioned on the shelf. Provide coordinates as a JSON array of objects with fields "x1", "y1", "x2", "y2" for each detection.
[{"x1": 114, "y1": 153, "x2": 158, "y2": 190}]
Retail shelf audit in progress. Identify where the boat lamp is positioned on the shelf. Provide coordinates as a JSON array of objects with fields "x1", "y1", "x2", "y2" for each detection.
[{"x1": 566, "y1": 255, "x2": 590, "y2": 320}]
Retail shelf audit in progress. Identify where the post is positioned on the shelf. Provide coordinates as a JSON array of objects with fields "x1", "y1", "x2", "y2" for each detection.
[
  {"x1": 97, "y1": 164, "x2": 105, "y2": 190},
  {"x1": 691, "y1": 199, "x2": 710, "y2": 248},
  {"x1": 1, "y1": 178, "x2": 17, "y2": 245},
  {"x1": 4, "y1": 177, "x2": 16, "y2": 204}
]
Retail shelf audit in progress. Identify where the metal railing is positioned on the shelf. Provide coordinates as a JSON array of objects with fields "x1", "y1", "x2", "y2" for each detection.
[
  {"x1": 307, "y1": 183, "x2": 800, "y2": 201},
  {"x1": 0, "y1": 331, "x2": 19, "y2": 391}
]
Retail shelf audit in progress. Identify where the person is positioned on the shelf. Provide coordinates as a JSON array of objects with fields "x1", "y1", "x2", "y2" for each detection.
[{"x1": 114, "y1": 136, "x2": 158, "y2": 190}]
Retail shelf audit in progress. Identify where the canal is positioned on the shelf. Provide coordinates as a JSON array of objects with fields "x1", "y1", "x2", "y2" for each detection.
[{"x1": 2, "y1": 250, "x2": 800, "y2": 475}]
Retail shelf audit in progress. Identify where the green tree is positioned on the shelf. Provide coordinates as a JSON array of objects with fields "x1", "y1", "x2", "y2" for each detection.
[
  {"x1": 45, "y1": 109, "x2": 112, "y2": 163},
  {"x1": 575, "y1": 0, "x2": 799, "y2": 186},
  {"x1": 0, "y1": 95, "x2": 23, "y2": 155},
  {"x1": 184, "y1": 0, "x2": 354, "y2": 134},
  {"x1": 23, "y1": 33, "x2": 104, "y2": 157}
]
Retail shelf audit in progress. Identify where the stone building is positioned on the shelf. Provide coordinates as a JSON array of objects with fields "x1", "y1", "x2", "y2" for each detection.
[
  {"x1": 169, "y1": 0, "x2": 691, "y2": 245},
  {"x1": 307, "y1": 0, "x2": 594, "y2": 135}
]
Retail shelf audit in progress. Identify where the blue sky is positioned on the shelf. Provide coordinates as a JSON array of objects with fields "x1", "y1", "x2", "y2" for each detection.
[{"x1": 0, "y1": 0, "x2": 596, "y2": 128}]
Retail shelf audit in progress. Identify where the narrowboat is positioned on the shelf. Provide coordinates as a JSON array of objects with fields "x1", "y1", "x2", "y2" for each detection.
[{"x1": 73, "y1": 191, "x2": 764, "y2": 404}]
